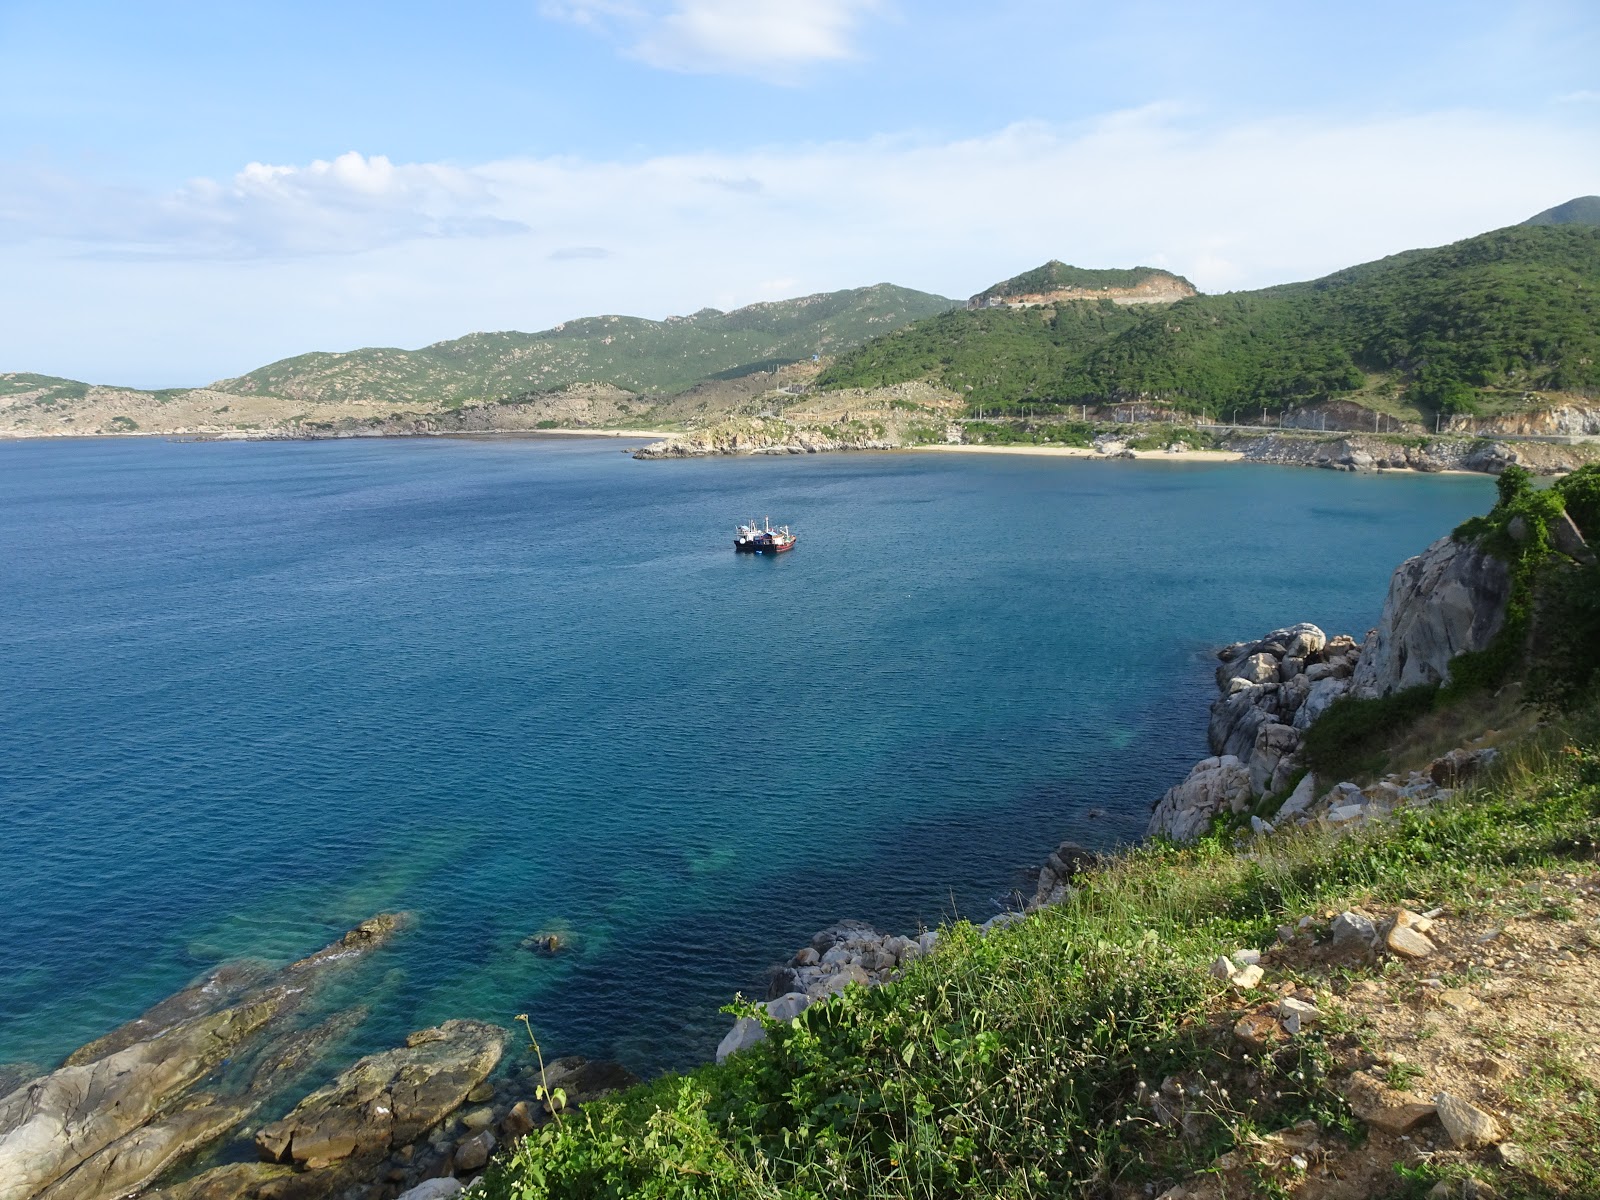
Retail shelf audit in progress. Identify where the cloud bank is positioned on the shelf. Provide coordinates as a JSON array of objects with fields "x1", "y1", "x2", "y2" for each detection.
[{"x1": 4, "y1": 106, "x2": 1598, "y2": 385}]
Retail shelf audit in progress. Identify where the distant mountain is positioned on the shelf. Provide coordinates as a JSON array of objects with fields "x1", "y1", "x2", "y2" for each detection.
[
  {"x1": 212, "y1": 284, "x2": 958, "y2": 408},
  {"x1": 967, "y1": 262, "x2": 1196, "y2": 309},
  {"x1": 1522, "y1": 196, "x2": 1600, "y2": 226},
  {"x1": 820, "y1": 225, "x2": 1600, "y2": 416}
]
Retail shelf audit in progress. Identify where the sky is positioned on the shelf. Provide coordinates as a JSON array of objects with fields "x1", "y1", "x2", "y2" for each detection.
[{"x1": 2, "y1": 0, "x2": 1598, "y2": 387}]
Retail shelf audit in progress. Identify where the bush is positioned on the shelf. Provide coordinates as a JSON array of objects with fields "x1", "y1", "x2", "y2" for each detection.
[
  {"x1": 1554, "y1": 464, "x2": 1600, "y2": 543},
  {"x1": 1302, "y1": 686, "x2": 1439, "y2": 780}
]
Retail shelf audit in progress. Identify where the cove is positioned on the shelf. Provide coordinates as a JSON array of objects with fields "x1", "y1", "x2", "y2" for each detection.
[{"x1": 0, "y1": 436, "x2": 1491, "y2": 1085}]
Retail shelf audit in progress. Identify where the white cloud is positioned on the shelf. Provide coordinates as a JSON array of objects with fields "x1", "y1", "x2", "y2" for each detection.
[
  {"x1": 542, "y1": 0, "x2": 883, "y2": 79},
  {"x1": 5, "y1": 106, "x2": 1599, "y2": 385},
  {"x1": 0, "y1": 151, "x2": 527, "y2": 258}
]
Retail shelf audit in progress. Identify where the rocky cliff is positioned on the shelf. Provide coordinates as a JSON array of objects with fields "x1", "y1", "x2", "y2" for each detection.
[
  {"x1": 1350, "y1": 537, "x2": 1512, "y2": 699},
  {"x1": 1147, "y1": 529, "x2": 1521, "y2": 842}
]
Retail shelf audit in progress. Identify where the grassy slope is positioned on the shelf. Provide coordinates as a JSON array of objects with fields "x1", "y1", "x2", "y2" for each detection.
[
  {"x1": 212, "y1": 285, "x2": 957, "y2": 407},
  {"x1": 483, "y1": 724, "x2": 1600, "y2": 1199},
  {"x1": 820, "y1": 226, "x2": 1600, "y2": 418}
]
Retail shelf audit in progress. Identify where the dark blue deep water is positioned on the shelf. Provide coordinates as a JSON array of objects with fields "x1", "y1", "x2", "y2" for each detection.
[{"x1": 0, "y1": 437, "x2": 1491, "y2": 1085}]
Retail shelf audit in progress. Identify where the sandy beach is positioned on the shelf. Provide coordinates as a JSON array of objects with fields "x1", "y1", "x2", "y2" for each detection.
[{"x1": 915, "y1": 443, "x2": 1245, "y2": 463}]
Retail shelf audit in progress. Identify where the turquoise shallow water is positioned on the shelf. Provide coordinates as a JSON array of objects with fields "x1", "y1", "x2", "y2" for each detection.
[{"x1": 0, "y1": 437, "x2": 1491, "y2": 1084}]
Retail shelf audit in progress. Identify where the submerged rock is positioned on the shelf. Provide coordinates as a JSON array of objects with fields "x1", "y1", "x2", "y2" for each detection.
[
  {"x1": 0, "y1": 994, "x2": 286, "y2": 1200},
  {"x1": 255, "y1": 1019, "x2": 505, "y2": 1169}
]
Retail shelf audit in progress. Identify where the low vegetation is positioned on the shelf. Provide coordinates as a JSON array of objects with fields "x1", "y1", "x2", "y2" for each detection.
[{"x1": 820, "y1": 225, "x2": 1600, "y2": 420}]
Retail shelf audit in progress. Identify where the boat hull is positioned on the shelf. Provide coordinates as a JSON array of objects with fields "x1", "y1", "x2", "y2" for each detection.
[{"x1": 734, "y1": 537, "x2": 796, "y2": 553}]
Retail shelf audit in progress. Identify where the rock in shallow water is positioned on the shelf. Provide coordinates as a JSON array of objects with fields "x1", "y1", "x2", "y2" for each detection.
[{"x1": 255, "y1": 1019, "x2": 505, "y2": 1169}]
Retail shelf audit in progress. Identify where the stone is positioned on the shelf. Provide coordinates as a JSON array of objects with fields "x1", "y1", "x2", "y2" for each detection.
[
  {"x1": 1395, "y1": 908, "x2": 1435, "y2": 935},
  {"x1": 465, "y1": 1082, "x2": 494, "y2": 1105},
  {"x1": 398, "y1": 1181, "x2": 463, "y2": 1200},
  {"x1": 1275, "y1": 773, "x2": 1318, "y2": 821},
  {"x1": 714, "y1": 1017, "x2": 765, "y2": 1064},
  {"x1": 1386, "y1": 924, "x2": 1436, "y2": 959},
  {"x1": 765, "y1": 992, "x2": 812, "y2": 1023},
  {"x1": 1284, "y1": 624, "x2": 1327, "y2": 659},
  {"x1": 1552, "y1": 511, "x2": 1597, "y2": 564},
  {"x1": 1147, "y1": 755, "x2": 1254, "y2": 843},
  {"x1": 793, "y1": 947, "x2": 819, "y2": 967},
  {"x1": 1229, "y1": 964, "x2": 1265, "y2": 990},
  {"x1": 1249, "y1": 723, "x2": 1302, "y2": 796},
  {"x1": 1233, "y1": 1011, "x2": 1283, "y2": 1052},
  {"x1": 254, "y1": 1020, "x2": 505, "y2": 1169},
  {"x1": 1430, "y1": 747, "x2": 1500, "y2": 787},
  {"x1": 500, "y1": 1101, "x2": 535, "y2": 1138},
  {"x1": 1279, "y1": 997, "x2": 1321, "y2": 1024},
  {"x1": 1209, "y1": 955, "x2": 1235, "y2": 980},
  {"x1": 452, "y1": 1130, "x2": 494, "y2": 1172},
  {"x1": 459, "y1": 1107, "x2": 494, "y2": 1133},
  {"x1": 1344, "y1": 1072, "x2": 1436, "y2": 1133},
  {"x1": 1250, "y1": 816, "x2": 1274, "y2": 836},
  {"x1": 1292, "y1": 676, "x2": 1350, "y2": 730},
  {"x1": 1437, "y1": 989, "x2": 1482, "y2": 1014},
  {"x1": 1328, "y1": 804, "x2": 1365, "y2": 823},
  {"x1": 0, "y1": 993, "x2": 290, "y2": 1200},
  {"x1": 807, "y1": 964, "x2": 871, "y2": 999},
  {"x1": 1232, "y1": 949, "x2": 1262, "y2": 967},
  {"x1": 1332, "y1": 911, "x2": 1378, "y2": 946},
  {"x1": 1351, "y1": 536, "x2": 1512, "y2": 699},
  {"x1": 1434, "y1": 1092, "x2": 1504, "y2": 1148},
  {"x1": 32, "y1": 1095, "x2": 254, "y2": 1200}
]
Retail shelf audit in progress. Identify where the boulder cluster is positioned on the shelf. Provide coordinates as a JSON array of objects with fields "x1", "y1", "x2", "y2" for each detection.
[
  {"x1": 1148, "y1": 622, "x2": 1360, "y2": 841},
  {"x1": 0, "y1": 916, "x2": 637, "y2": 1200}
]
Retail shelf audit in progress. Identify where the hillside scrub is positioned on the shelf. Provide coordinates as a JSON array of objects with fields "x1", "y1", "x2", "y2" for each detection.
[{"x1": 820, "y1": 225, "x2": 1600, "y2": 419}]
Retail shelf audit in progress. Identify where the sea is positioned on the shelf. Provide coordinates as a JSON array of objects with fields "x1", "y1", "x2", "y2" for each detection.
[{"x1": 0, "y1": 435, "x2": 1492, "y2": 1088}]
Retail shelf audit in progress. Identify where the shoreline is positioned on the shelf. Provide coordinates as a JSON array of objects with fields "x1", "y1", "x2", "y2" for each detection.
[{"x1": 914, "y1": 443, "x2": 1244, "y2": 463}]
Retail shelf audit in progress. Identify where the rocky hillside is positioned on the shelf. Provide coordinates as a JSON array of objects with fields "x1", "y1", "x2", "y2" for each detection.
[
  {"x1": 0, "y1": 285, "x2": 955, "y2": 438},
  {"x1": 820, "y1": 219, "x2": 1600, "y2": 423},
  {"x1": 966, "y1": 261, "x2": 1197, "y2": 309}
]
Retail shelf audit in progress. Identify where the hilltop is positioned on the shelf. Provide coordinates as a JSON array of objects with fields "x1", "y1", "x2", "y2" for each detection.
[
  {"x1": 212, "y1": 284, "x2": 957, "y2": 406},
  {"x1": 967, "y1": 261, "x2": 1197, "y2": 309},
  {"x1": 0, "y1": 284, "x2": 955, "y2": 438},
  {"x1": 1522, "y1": 195, "x2": 1600, "y2": 226},
  {"x1": 819, "y1": 224, "x2": 1600, "y2": 422}
]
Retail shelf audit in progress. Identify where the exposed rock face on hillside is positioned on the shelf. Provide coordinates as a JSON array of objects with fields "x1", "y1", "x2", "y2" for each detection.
[
  {"x1": 967, "y1": 262, "x2": 1196, "y2": 310},
  {"x1": 1350, "y1": 537, "x2": 1512, "y2": 698}
]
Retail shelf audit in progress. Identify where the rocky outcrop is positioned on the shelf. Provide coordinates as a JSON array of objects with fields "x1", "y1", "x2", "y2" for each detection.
[
  {"x1": 766, "y1": 920, "x2": 932, "y2": 1002},
  {"x1": 255, "y1": 1020, "x2": 505, "y2": 1170},
  {"x1": 1030, "y1": 840, "x2": 1102, "y2": 909},
  {"x1": 1147, "y1": 757, "x2": 1255, "y2": 844},
  {"x1": 0, "y1": 995, "x2": 286, "y2": 1200},
  {"x1": 1224, "y1": 431, "x2": 1600, "y2": 476},
  {"x1": 1149, "y1": 625, "x2": 1363, "y2": 841},
  {"x1": 1349, "y1": 536, "x2": 1512, "y2": 698},
  {"x1": 634, "y1": 417, "x2": 894, "y2": 459}
]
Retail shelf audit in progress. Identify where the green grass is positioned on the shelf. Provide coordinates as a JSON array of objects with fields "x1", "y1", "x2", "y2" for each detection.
[{"x1": 483, "y1": 713, "x2": 1600, "y2": 1200}]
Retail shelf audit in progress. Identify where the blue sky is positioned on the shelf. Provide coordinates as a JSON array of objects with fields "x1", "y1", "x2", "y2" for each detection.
[{"x1": 2, "y1": 0, "x2": 1597, "y2": 386}]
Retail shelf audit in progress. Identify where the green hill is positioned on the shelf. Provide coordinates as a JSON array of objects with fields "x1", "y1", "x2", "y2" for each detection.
[
  {"x1": 1522, "y1": 195, "x2": 1600, "y2": 226},
  {"x1": 214, "y1": 284, "x2": 958, "y2": 407},
  {"x1": 970, "y1": 261, "x2": 1195, "y2": 304},
  {"x1": 819, "y1": 225, "x2": 1600, "y2": 417}
]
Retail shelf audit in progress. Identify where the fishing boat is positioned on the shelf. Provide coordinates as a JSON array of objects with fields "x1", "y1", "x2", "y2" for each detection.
[{"x1": 734, "y1": 517, "x2": 797, "y2": 554}]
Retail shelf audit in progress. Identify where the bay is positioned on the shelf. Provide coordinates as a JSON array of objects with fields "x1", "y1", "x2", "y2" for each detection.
[{"x1": 0, "y1": 436, "x2": 1489, "y2": 1081}]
